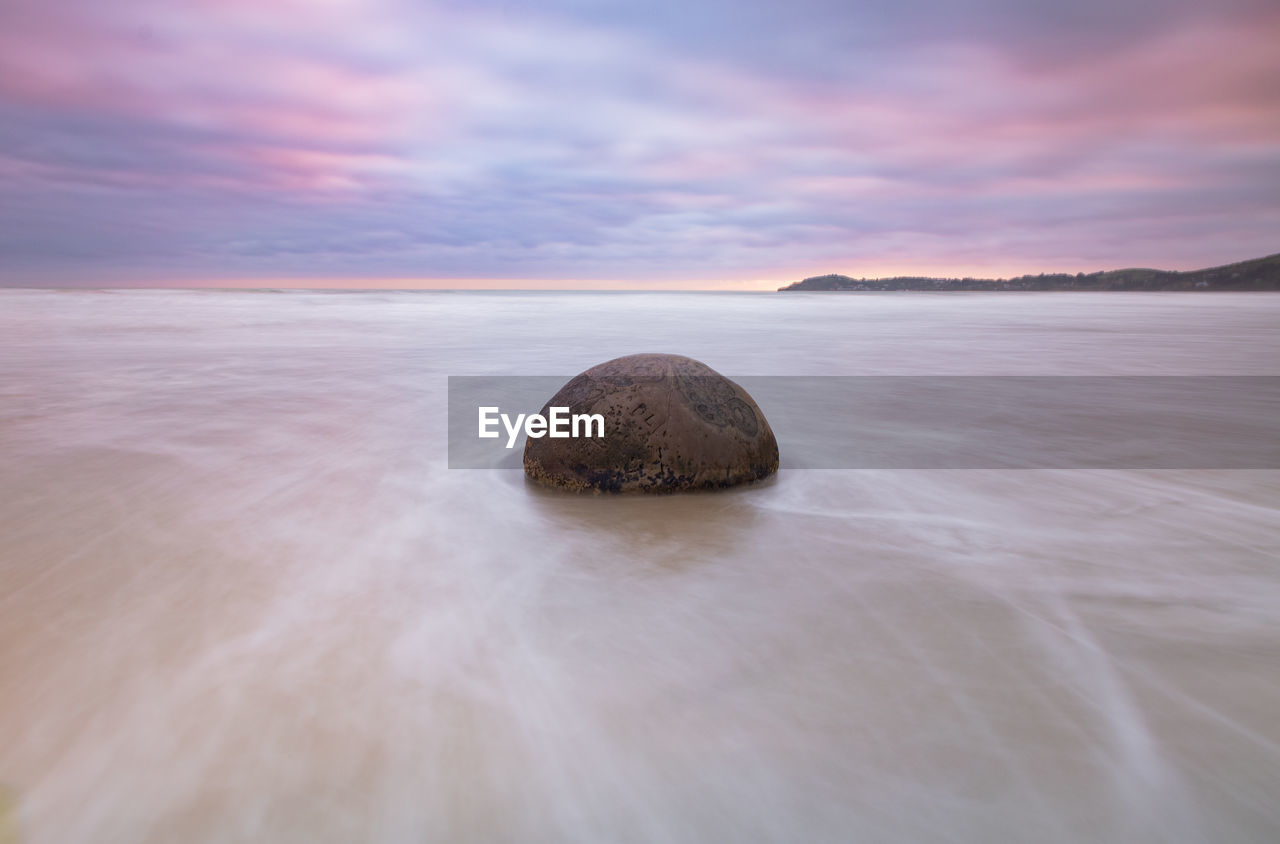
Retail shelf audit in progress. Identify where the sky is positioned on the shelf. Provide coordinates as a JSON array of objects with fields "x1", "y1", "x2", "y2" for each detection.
[{"x1": 1, "y1": 0, "x2": 1278, "y2": 289}]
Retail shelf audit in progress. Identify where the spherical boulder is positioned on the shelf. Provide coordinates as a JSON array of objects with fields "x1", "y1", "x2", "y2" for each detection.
[{"x1": 524, "y1": 353, "x2": 779, "y2": 493}]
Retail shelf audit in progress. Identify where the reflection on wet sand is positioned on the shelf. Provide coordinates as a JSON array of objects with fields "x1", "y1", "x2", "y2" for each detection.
[{"x1": 2, "y1": 290, "x2": 1279, "y2": 842}]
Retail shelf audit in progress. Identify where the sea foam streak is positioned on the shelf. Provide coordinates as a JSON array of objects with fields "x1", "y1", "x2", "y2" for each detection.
[{"x1": 1, "y1": 289, "x2": 1278, "y2": 843}]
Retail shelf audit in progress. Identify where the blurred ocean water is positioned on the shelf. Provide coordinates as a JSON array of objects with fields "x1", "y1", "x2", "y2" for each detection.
[{"x1": 1, "y1": 289, "x2": 1278, "y2": 843}]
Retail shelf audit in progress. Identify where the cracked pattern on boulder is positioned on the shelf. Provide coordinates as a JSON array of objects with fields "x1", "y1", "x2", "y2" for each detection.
[{"x1": 524, "y1": 354, "x2": 779, "y2": 493}]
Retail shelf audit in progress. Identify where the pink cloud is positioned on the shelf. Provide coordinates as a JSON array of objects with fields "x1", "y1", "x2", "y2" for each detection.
[{"x1": 1, "y1": 0, "x2": 1277, "y2": 285}]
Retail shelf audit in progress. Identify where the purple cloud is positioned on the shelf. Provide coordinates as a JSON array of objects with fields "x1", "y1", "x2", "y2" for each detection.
[{"x1": 1, "y1": 0, "x2": 1277, "y2": 286}]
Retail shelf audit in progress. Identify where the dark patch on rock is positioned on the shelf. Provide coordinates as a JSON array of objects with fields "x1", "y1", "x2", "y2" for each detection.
[{"x1": 524, "y1": 354, "x2": 779, "y2": 493}]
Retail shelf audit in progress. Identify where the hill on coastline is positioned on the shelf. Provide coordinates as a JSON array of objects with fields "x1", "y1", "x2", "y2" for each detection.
[{"x1": 778, "y1": 252, "x2": 1280, "y2": 291}]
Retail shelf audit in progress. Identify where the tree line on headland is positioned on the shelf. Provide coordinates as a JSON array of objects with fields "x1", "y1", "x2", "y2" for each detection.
[{"x1": 778, "y1": 252, "x2": 1280, "y2": 291}]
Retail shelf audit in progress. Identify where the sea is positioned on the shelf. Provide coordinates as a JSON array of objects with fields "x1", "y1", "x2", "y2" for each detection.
[{"x1": 2, "y1": 289, "x2": 1278, "y2": 843}]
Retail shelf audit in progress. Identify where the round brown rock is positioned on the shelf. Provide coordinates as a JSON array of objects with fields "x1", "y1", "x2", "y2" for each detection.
[{"x1": 524, "y1": 353, "x2": 779, "y2": 493}]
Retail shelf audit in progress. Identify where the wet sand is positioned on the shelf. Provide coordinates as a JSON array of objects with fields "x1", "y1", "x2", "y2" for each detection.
[{"x1": 2, "y1": 290, "x2": 1279, "y2": 842}]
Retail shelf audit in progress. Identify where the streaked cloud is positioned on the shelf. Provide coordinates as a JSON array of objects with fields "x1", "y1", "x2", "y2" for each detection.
[{"x1": 1, "y1": 0, "x2": 1277, "y2": 286}]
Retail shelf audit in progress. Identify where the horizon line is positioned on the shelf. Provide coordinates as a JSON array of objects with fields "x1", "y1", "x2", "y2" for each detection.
[{"x1": 4, "y1": 250, "x2": 1275, "y2": 292}]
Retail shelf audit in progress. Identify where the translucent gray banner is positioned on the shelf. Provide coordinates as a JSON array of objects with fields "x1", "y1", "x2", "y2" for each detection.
[{"x1": 448, "y1": 376, "x2": 1280, "y2": 469}]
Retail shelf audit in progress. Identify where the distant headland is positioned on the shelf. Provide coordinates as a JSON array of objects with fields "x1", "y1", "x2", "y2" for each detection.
[{"x1": 778, "y1": 252, "x2": 1280, "y2": 291}]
